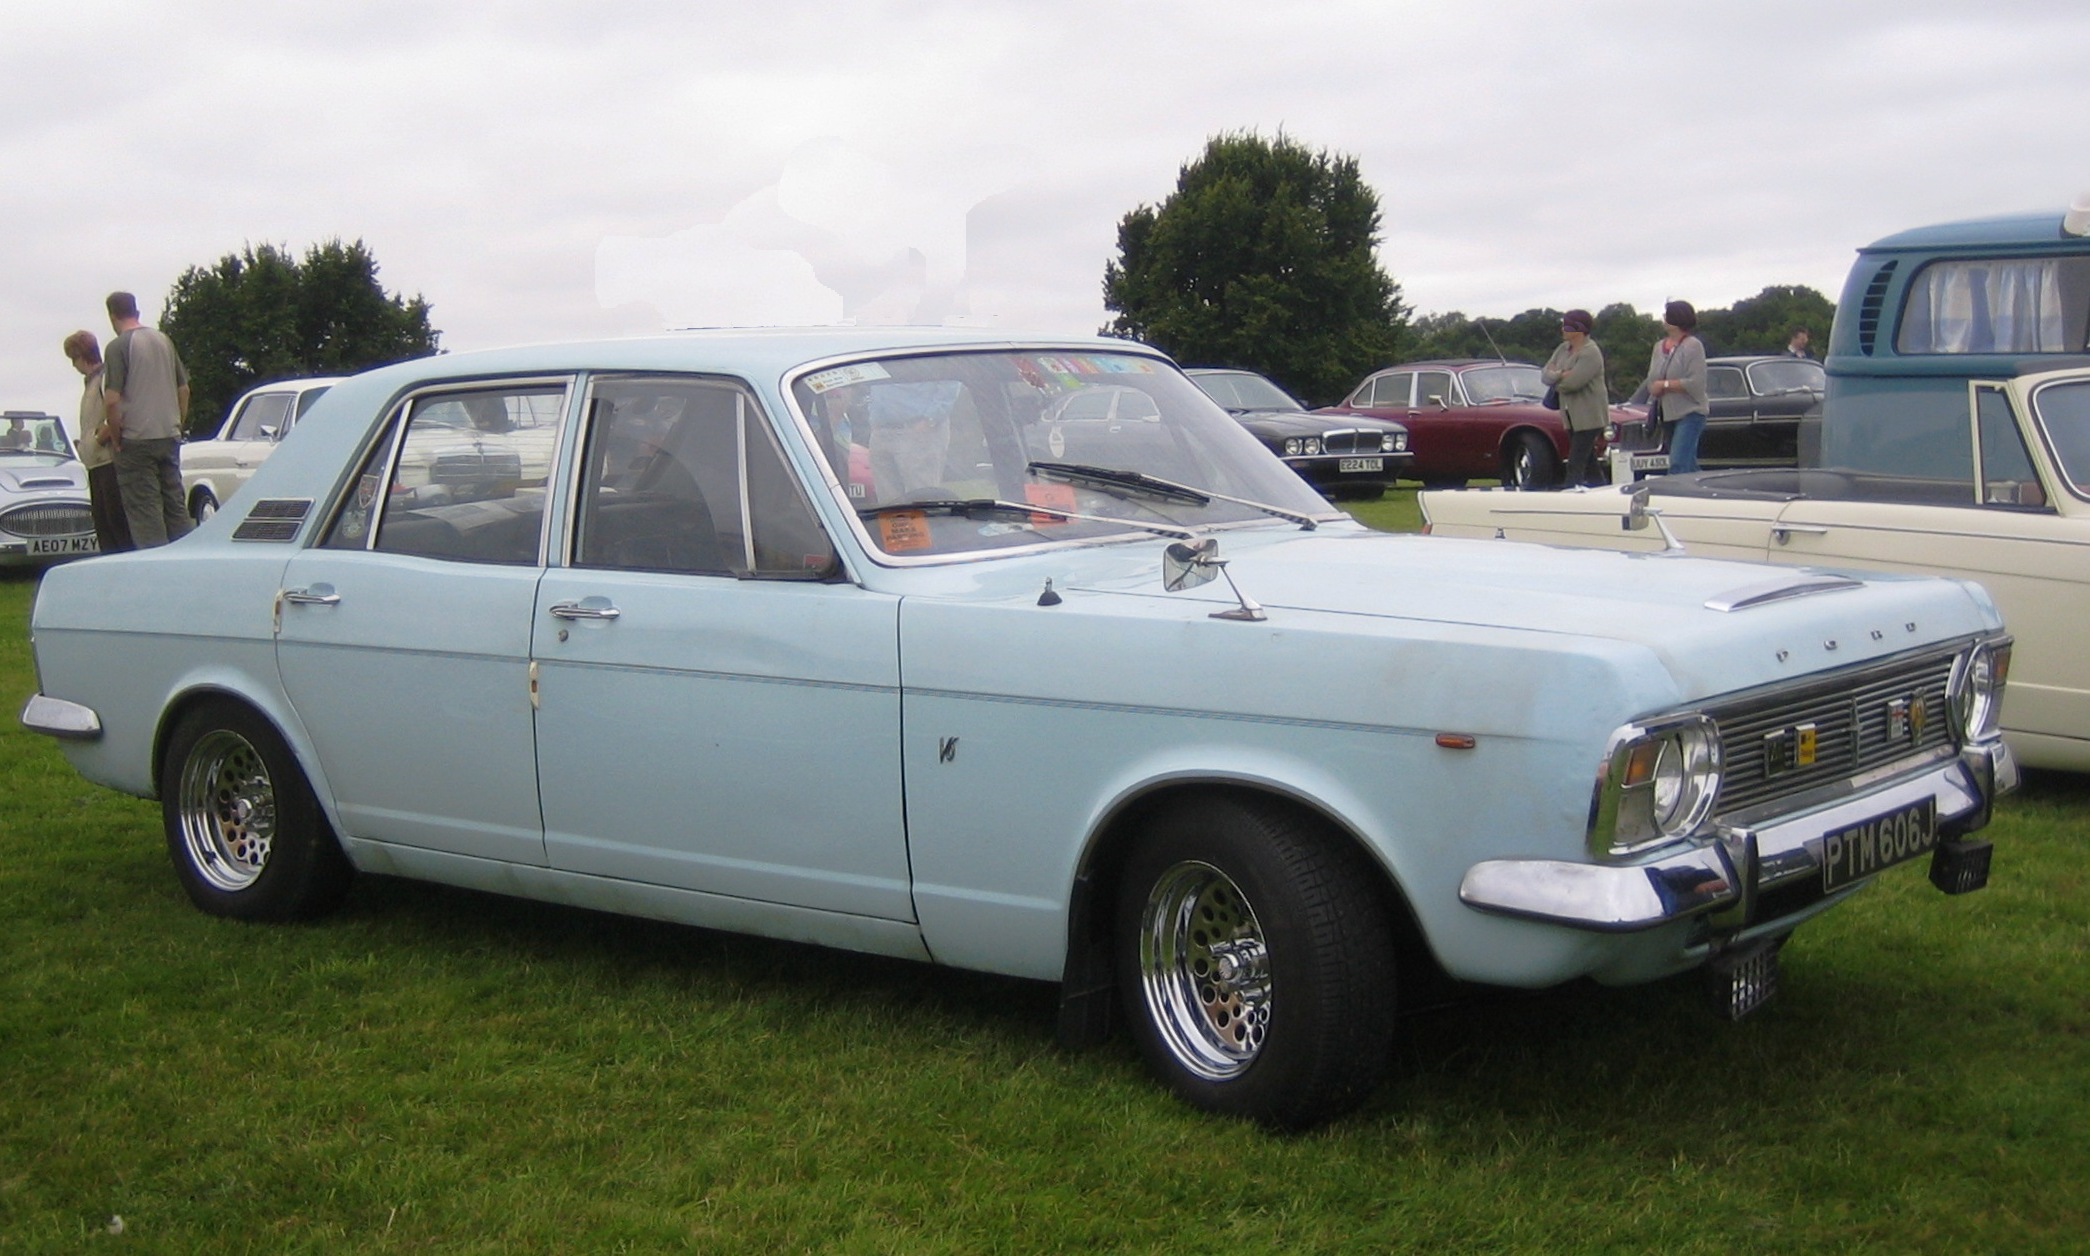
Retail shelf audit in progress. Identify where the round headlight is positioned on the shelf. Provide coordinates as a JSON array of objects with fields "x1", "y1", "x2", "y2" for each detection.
[
  {"x1": 1592, "y1": 717, "x2": 1723, "y2": 856},
  {"x1": 1951, "y1": 640, "x2": 2012, "y2": 742},
  {"x1": 1381, "y1": 433, "x2": 1398, "y2": 453},
  {"x1": 1282, "y1": 438, "x2": 1304, "y2": 456},
  {"x1": 1303, "y1": 437, "x2": 1323, "y2": 455}
]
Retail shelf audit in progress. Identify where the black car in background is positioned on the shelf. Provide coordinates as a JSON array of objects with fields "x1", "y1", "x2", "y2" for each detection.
[
  {"x1": 1700, "y1": 355, "x2": 1824, "y2": 467},
  {"x1": 1187, "y1": 368, "x2": 1411, "y2": 499}
]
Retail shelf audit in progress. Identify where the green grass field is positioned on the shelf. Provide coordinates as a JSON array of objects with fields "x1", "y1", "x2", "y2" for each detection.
[{"x1": 1, "y1": 516, "x2": 2084, "y2": 1252}]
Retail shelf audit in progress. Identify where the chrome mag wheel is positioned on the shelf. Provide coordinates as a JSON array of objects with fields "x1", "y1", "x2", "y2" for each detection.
[
  {"x1": 1136, "y1": 860, "x2": 1273, "y2": 1080},
  {"x1": 175, "y1": 729, "x2": 277, "y2": 892}
]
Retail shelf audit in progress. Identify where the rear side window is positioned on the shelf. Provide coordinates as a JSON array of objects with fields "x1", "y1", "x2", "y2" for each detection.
[{"x1": 1896, "y1": 255, "x2": 2091, "y2": 354}]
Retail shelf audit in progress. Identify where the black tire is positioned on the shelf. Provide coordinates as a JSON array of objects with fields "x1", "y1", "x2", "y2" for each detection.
[
  {"x1": 1503, "y1": 431, "x2": 1558, "y2": 491},
  {"x1": 160, "y1": 699, "x2": 354, "y2": 921},
  {"x1": 1115, "y1": 795, "x2": 1396, "y2": 1130},
  {"x1": 189, "y1": 487, "x2": 218, "y2": 524}
]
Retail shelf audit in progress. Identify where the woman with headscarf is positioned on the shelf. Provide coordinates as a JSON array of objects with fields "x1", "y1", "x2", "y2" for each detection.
[
  {"x1": 1636, "y1": 300, "x2": 1709, "y2": 475},
  {"x1": 1540, "y1": 308, "x2": 1607, "y2": 489}
]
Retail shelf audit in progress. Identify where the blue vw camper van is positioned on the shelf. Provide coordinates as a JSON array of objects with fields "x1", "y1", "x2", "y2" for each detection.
[{"x1": 1819, "y1": 204, "x2": 2088, "y2": 476}]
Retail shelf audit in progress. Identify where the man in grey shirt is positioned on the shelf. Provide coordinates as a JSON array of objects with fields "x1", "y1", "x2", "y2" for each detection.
[{"x1": 100, "y1": 291, "x2": 194, "y2": 547}]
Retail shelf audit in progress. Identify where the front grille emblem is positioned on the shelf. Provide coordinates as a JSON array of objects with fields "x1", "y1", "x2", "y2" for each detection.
[
  {"x1": 1885, "y1": 693, "x2": 1929, "y2": 745},
  {"x1": 1763, "y1": 723, "x2": 1818, "y2": 776}
]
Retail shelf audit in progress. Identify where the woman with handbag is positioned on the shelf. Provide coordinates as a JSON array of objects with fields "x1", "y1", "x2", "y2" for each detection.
[
  {"x1": 1540, "y1": 309, "x2": 1607, "y2": 489},
  {"x1": 1635, "y1": 300, "x2": 1709, "y2": 474}
]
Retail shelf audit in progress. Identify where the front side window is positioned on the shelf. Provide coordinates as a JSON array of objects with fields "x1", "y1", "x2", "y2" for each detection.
[
  {"x1": 573, "y1": 375, "x2": 836, "y2": 579},
  {"x1": 1414, "y1": 370, "x2": 1456, "y2": 407},
  {"x1": 1973, "y1": 385, "x2": 2046, "y2": 509},
  {"x1": 322, "y1": 381, "x2": 570, "y2": 565},
  {"x1": 228, "y1": 392, "x2": 293, "y2": 442},
  {"x1": 790, "y1": 350, "x2": 1336, "y2": 560},
  {"x1": 1896, "y1": 255, "x2": 2091, "y2": 355},
  {"x1": 1459, "y1": 365, "x2": 1546, "y2": 404},
  {"x1": 2030, "y1": 378, "x2": 2089, "y2": 499}
]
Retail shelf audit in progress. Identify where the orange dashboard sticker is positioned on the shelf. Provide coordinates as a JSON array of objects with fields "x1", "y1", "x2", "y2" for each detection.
[
  {"x1": 1024, "y1": 482, "x2": 1078, "y2": 523},
  {"x1": 877, "y1": 511, "x2": 934, "y2": 552}
]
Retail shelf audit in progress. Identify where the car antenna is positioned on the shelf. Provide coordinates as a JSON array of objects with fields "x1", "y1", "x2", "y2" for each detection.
[{"x1": 1473, "y1": 318, "x2": 1509, "y2": 364}]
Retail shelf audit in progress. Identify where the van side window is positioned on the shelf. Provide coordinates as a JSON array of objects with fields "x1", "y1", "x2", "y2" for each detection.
[{"x1": 1896, "y1": 256, "x2": 2092, "y2": 355}]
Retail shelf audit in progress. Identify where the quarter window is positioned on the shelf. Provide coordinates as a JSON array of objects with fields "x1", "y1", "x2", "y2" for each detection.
[{"x1": 1973, "y1": 385, "x2": 2045, "y2": 509}]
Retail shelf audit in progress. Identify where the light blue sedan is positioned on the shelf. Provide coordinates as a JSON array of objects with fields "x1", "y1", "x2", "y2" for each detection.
[{"x1": 22, "y1": 329, "x2": 2015, "y2": 1128}]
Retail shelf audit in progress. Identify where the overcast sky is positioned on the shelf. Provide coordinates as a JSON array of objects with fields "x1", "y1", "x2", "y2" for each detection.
[{"x1": 3, "y1": 0, "x2": 2086, "y2": 424}]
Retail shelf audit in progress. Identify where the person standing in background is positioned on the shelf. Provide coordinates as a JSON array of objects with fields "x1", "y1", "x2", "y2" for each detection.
[
  {"x1": 1540, "y1": 309, "x2": 1608, "y2": 489},
  {"x1": 100, "y1": 291, "x2": 193, "y2": 547},
  {"x1": 63, "y1": 329, "x2": 132, "y2": 552},
  {"x1": 1636, "y1": 300, "x2": 1710, "y2": 475},
  {"x1": 1785, "y1": 328, "x2": 1813, "y2": 359}
]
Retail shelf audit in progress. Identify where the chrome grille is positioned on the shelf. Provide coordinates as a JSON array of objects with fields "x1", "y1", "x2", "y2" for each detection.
[
  {"x1": 431, "y1": 451, "x2": 523, "y2": 485},
  {"x1": 1710, "y1": 647, "x2": 1959, "y2": 814},
  {"x1": 1319, "y1": 429, "x2": 1385, "y2": 455},
  {"x1": 0, "y1": 502, "x2": 93, "y2": 538}
]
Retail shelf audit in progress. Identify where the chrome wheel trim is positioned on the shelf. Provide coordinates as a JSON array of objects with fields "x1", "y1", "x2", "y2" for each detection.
[
  {"x1": 1137, "y1": 860, "x2": 1272, "y2": 1081},
  {"x1": 193, "y1": 492, "x2": 217, "y2": 523},
  {"x1": 1512, "y1": 442, "x2": 1542, "y2": 489},
  {"x1": 175, "y1": 729, "x2": 276, "y2": 892}
]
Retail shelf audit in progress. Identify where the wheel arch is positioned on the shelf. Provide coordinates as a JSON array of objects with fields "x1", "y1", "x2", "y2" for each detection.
[
  {"x1": 1498, "y1": 422, "x2": 1567, "y2": 462},
  {"x1": 1055, "y1": 777, "x2": 1440, "y2": 1049},
  {"x1": 151, "y1": 682, "x2": 340, "y2": 831}
]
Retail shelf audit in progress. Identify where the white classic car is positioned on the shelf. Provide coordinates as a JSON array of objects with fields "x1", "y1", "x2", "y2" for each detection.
[
  {"x1": 1420, "y1": 369, "x2": 2086, "y2": 772},
  {"x1": 0, "y1": 410, "x2": 97, "y2": 565},
  {"x1": 22, "y1": 330, "x2": 2017, "y2": 1128},
  {"x1": 181, "y1": 377, "x2": 343, "y2": 521}
]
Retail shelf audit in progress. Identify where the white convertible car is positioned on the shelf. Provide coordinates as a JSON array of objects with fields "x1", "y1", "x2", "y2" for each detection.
[{"x1": 1421, "y1": 369, "x2": 2086, "y2": 771}]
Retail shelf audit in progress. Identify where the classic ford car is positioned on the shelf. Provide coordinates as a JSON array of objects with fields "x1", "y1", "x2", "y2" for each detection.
[
  {"x1": 182, "y1": 378, "x2": 343, "y2": 522},
  {"x1": 0, "y1": 410, "x2": 97, "y2": 565},
  {"x1": 22, "y1": 330, "x2": 2015, "y2": 1128},
  {"x1": 1185, "y1": 368, "x2": 1411, "y2": 499},
  {"x1": 1421, "y1": 370, "x2": 2086, "y2": 774}
]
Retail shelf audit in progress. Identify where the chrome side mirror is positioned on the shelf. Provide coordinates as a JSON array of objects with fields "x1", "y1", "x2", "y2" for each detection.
[
  {"x1": 1163, "y1": 537, "x2": 1221, "y2": 591},
  {"x1": 1623, "y1": 484, "x2": 1652, "y2": 531}
]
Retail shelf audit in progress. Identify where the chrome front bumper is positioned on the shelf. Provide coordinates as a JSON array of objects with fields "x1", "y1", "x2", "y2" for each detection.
[
  {"x1": 20, "y1": 693, "x2": 102, "y2": 740},
  {"x1": 1459, "y1": 740, "x2": 2014, "y2": 932}
]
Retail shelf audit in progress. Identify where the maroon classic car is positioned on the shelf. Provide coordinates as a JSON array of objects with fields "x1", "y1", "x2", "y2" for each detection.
[{"x1": 1322, "y1": 359, "x2": 1625, "y2": 490}]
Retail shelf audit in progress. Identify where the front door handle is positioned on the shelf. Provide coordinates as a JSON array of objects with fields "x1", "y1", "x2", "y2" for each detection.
[
  {"x1": 1772, "y1": 524, "x2": 1830, "y2": 545},
  {"x1": 281, "y1": 585, "x2": 340, "y2": 606},
  {"x1": 549, "y1": 599, "x2": 622, "y2": 621}
]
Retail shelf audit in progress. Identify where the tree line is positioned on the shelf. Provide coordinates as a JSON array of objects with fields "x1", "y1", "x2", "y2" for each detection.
[{"x1": 1105, "y1": 131, "x2": 1835, "y2": 406}]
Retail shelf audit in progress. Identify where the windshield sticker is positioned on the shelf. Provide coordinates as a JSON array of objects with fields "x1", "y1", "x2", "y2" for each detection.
[
  {"x1": 803, "y1": 362, "x2": 893, "y2": 394},
  {"x1": 1023, "y1": 482, "x2": 1077, "y2": 523},
  {"x1": 1031, "y1": 354, "x2": 1156, "y2": 377},
  {"x1": 877, "y1": 510, "x2": 934, "y2": 552}
]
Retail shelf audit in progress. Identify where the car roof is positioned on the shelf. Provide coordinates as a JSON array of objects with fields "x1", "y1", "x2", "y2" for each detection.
[
  {"x1": 1861, "y1": 210, "x2": 2089, "y2": 252},
  {"x1": 342, "y1": 328, "x2": 1161, "y2": 392},
  {"x1": 1706, "y1": 355, "x2": 1822, "y2": 366},
  {"x1": 1374, "y1": 359, "x2": 1538, "y2": 372}
]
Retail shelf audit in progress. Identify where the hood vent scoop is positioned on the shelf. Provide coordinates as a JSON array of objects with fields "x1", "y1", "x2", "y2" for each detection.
[{"x1": 1705, "y1": 574, "x2": 1865, "y2": 613}]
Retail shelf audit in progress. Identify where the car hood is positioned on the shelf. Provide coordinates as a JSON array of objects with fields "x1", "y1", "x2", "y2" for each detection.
[
  {"x1": 1063, "y1": 526, "x2": 1997, "y2": 705},
  {"x1": 1234, "y1": 408, "x2": 1399, "y2": 436},
  {"x1": 0, "y1": 459, "x2": 86, "y2": 492}
]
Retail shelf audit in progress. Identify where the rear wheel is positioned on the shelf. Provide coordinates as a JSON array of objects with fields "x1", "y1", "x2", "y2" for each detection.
[
  {"x1": 161, "y1": 700, "x2": 353, "y2": 920},
  {"x1": 1116, "y1": 795, "x2": 1396, "y2": 1130},
  {"x1": 1503, "y1": 432, "x2": 1558, "y2": 491}
]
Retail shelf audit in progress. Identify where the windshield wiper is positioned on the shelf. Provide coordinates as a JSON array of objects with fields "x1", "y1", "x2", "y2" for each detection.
[
  {"x1": 859, "y1": 497, "x2": 1194, "y2": 540},
  {"x1": 1027, "y1": 461, "x2": 1320, "y2": 530}
]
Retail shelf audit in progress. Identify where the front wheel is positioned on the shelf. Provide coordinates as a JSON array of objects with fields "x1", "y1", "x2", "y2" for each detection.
[
  {"x1": 1503, "y1": 431, "x2": 1559, "y2": 491},
  {"x1": 189, "y1": 487, "x2": 218, "y2": 524},
  {"x1": 1116, "y1": 796, "x2": 1396, "y2": 1130},
  {"x1": 161, "y1": 700, "x2": 354, "y2": 921}
]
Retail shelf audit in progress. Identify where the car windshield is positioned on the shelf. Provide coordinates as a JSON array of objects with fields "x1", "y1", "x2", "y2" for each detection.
[
  {"x1": 1747, "y1": 360, "x2": 1826, "y2": 394},
  {"x1": 0, "y1": 414, "x2": 72, "y2": 458},
  {"x1": 1193, "y1": 372, "x2": 1299, "y2": 411},
  {"x1": 2032, "y1": 378, "x2": 2088, "y2": 497},
  {"x1": 791, "y1": 350, "x2": 1340, "y2": 558},
  {"x1": 1460, "y1": 365, "x2": 1545, "y2": 404}
]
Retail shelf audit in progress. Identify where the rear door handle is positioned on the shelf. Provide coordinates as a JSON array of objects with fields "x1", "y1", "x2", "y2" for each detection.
[
  {"x1": 1772, "y1": 524, "x2": 1830, "y2": 544},
  {"x1": 281, "y1": 585, "x2": 340, "y2": 606},
  {"x1": 549, "y1": 599, "x2": 621, "y2": 621}
]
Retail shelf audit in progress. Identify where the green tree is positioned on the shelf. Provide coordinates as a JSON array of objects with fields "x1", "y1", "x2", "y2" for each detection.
[
  {"x1": 160, "y1": 239, "x2": 441, "y2": 436},
  {"x1": 1103, "y1": 132, "x2": 1406, "y2": 405},
  {"x1": 1695, "y1": 285, "x2": 1836, "y2": 358}
]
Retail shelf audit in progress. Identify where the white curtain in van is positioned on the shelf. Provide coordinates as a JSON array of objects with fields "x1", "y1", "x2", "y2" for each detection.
[{"x1": 1897, "y1": 260, "x2": 2074, "y2": 354}]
